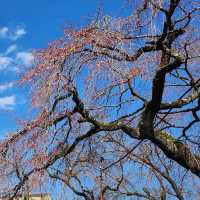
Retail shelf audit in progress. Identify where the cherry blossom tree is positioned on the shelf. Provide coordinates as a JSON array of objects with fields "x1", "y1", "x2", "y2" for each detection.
[{"x1": 0, "y1": 0, "x2": 200, "y2": 199}]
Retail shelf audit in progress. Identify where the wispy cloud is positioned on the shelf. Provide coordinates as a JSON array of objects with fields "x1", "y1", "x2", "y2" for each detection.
[
  {"x1": 0, "y1": 26, "x2": 26, "y2": 41},
  {"x1": 0, "y1": 56, "x2": 14, "y2": 70},
  {"x1": 5, "y1": 44, "x2": 17, "y2": 55},
  {"x1": 0, "y1": 82, "x2": 14, "y2": 92},
  {"x1": 16, "y1": 51, "x2": 34, "y2": 67},
  {"x1": 0, "y1": 27, "x2": 9, "y2": 38},
  {"x1": 0, "y1": 51, "x2": 34, "y2": 72},
  {"x1": 11, "y1": 27, "x2": 26, "y2": 41},
  {"x1": 0, "y1": 25, "x2": 32, "y2": 72},
  {"x1": 0, "y1": 24, "x2": 30, "y2": 111},
  {"x1": 0, "y1": 96, "x2": 16, "y2": 110}
]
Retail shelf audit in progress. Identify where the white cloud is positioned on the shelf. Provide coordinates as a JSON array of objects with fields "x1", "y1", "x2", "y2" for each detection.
[
  {"x1": 0, "y1": 56, "x2": 13, "y2": 70},
  {"x1": 0, "y1": 82, "x2": 14, "y2": 92},
  {"x1": 11, "y1": 27, "x2": 26, "y2": 41},
  {"x1": 0, "y1": 26, "x2": 26, "y2": 41},
  {"x1": 0, "y1": 25, "x2": 32, "y2": 73},
  {"x1": 5, "y1": 44, "x2": 17, "y2": 55},
  {"x1": 16, "y1": 51, "x2": 34, "y2": 67},
  {"x1": 0, "y1": 96, "x2": 16, "y2": 110},
  {"x1": 0, "y1": 51, "x2": 34, "y2": 72},
  {"x1": 0, "y1": 27, "x2": 9, "y2": 38}
]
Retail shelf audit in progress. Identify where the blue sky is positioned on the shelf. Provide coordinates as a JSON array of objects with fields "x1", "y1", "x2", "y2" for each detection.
[
  {"x1": 1, "y1": 1, "x2": 199, "y2": 199},
  {"x1": 0, "y1": 0, "x2": 127, "y2": 137}
]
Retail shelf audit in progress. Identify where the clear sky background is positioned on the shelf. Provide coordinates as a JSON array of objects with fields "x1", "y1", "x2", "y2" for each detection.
[{"x1": 0, "y1": 0, "x2": 128, "y2": 138}]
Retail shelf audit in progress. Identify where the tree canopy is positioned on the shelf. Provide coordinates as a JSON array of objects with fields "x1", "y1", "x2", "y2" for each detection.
[{"x1": 0, "y1": 0, "x2": 200, "y2": 199}]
